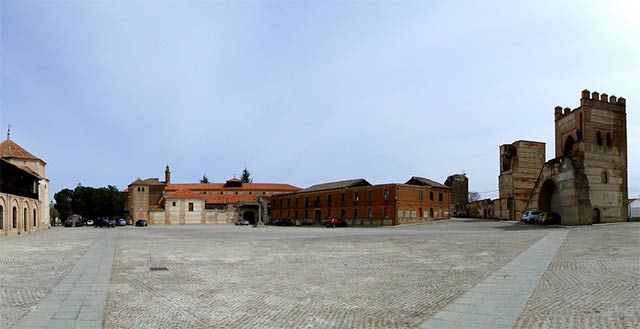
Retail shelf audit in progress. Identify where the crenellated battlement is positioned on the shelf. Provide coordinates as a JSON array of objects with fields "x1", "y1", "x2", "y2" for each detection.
[{"x1": 580, "y1": 89, "x2": 626, "y2": 107}]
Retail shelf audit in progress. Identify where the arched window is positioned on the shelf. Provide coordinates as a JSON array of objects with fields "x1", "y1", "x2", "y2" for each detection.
[
  {"x1": 606, "y1": 133, "x2": 612, "y2": 147},
  {"x1": 601, "y1": 171, "x2": 608, "y2": 184},
  {"x1": 13, "y1": 207, "x2": 17, "y2": 229},
  {"x1": 564, "y1": 136, "x2": 575, "y2": 155},
  {"x1": 33, "y1": 209, "x2": 37, "y2": 227},
  {"x1": 596, "y1": 131, "x2": 603, "y2": 146},
  {"x1": 0, "y1": 205, "x2": 4, "y2": 230},
  {"x1": 24, "y1": 208, "x2": 28, "y2": 230}
]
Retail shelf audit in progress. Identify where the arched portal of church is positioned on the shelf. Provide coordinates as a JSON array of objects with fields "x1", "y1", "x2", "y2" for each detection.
[
  {"x1": 242, "y1": 211, "x2": 256, "y2": 225},
  {"x1": 538, "y1": 179, "x2": 561, "y2": 216}
]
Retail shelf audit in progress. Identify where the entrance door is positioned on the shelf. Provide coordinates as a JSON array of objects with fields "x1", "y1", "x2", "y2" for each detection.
[
  {"x1": 593, "y1": 208, "x2": 600, "y2": 224},
  {"x1": 242, "y1": 211, "x2": 256, "y2": 225},
  {"x1": 314, "y1": 210, "x2": 321, "y2": 224}
]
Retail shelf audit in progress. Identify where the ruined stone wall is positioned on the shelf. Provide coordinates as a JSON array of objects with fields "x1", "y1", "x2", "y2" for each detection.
[{"x1": 498, "y1": 141, "x2": 545, "y2": 220}]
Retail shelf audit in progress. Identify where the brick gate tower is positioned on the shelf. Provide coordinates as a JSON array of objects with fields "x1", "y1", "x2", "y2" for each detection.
[{"x1": 527, "y1": 89, "x2": 628, "y2": 224}]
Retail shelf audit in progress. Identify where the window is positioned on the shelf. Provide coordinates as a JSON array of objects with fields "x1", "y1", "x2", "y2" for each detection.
[
  {"x1": 383, "y1": 189, "x2": 389, "y2": 201},
  {"x1": 188, "y1": 203, "x2": 194, "y2": 212},
  {"x1": 606, "y1": 133, "x2": 612, "y2": 147},
  {"x1": 383, "y1": 207, "x2": 389, "y2": 218},
  {"x1": 353, "y1": 208, "x2": 358, "y2": 218},
  {"x1": 23, "y1": 208, "x2": 27, "y2": 230},
  {"x1": 596, "y1": 131, "x2": 603, "y2": 146},
  {"x1": 305, "y1": 197, "x2": 309, "y2": 207},
  {"x1": 287, "y1": 198, "x2": 290, "y2": 207},
  {"x1": 305, "y1": 210, "x2": 309, "y2": 218},
  {"x1": 367, "y1": 190, "x2": 373, "y2": 202},
  {"x1": 327, "y1": 195, "x2": 332, "y2": 207},
  {"x1": 418, "y1": 208, "x2": 423, "y2": 217},
  {"x1": 418, "y1": 191, "x2": 423, "y2": 201},
  {"x1": 12, "y1": 207, "x2": 17, "y2": 229},
  {"x1": 429, "y1": 208, "x2": 434, "y2": 217},
  {"x1": 137, "y1": 187, "x2": 140, "y2": 192},
  {"x1": 354, "y1": 191, "x2": 359, "y2": 201},
  {"x1": 142, "y1": 187, "x2": 145, "y2": 192},
  {"x1": 439, "y1": 193, "x2": 443, "y2": 202},
  {"x1": 602, "y1": 170, "x2": 608, "y2": 184},
  {"x1": 280, "y1": 199, "x2": 283, "y2": 207},
  {"x1": 341, "y1": 209, "x2": 346, "y2": 219},
  {"x1": 295, "y1": 211, "x2": 299, "y2": 219},
  {"x1": 172, "y1": 202, "x2": 176, "y2": 207},
  {"x1": 0, "y1": 205, "x2": 3, "y2": 230},
  {"x1": 341, "y1": 193, "x2": 345, "y2": 202},
  {"x1": 315, "y1": 195, "x2": 320, "y2": 207},
  {"x1": 368, "y1": 208, "x2": 373, "y2": 218},
  {"x1": 429, "y1": 192, "x2": 434, "y2": 201},
  {"x1": 220, "y1": 191, "x2": 223, "y2": 194},
  {"x1": 295, "y1": 198, "x2": 299, "y2": 207},
  {"x1": 33, "y1": 209, "x2": 37, "y2": 227}
]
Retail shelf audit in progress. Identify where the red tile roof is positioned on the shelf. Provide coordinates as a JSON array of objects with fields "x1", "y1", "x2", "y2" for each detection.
[
  {"x1": 165, "y1": 189, "x2": 206, "y2": 200},
  {"x1": 204, "y1": 194, "x2": 259, "y2": 204},
  {"x1": 0, "y1": 139, "x2": 44, "y2": 162},
  {"x1": 166, "y1": 183, "x2": 300, "y2": 192}
]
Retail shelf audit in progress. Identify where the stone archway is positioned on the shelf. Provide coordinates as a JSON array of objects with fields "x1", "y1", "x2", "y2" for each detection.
[
  {"x1": 242, "y1": 211, "x2": 256, "y2": 225},
  {"x1": 538, "y1": 179, "x2": 561, "y2": 219},
  {"x1": 592, "y1": 208, "x2": 600, "y2": 224}
]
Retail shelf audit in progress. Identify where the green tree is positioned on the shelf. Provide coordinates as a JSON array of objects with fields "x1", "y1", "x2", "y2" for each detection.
[
  {"x1": 53, "y1": 188, "x2": 74, "y2": 221},
  {"x1": 240, "y1": 167, "x2": 252, "y2": 183},
  {"x1": 200, "y1": 174, "x2": 209, "y2": 183}
]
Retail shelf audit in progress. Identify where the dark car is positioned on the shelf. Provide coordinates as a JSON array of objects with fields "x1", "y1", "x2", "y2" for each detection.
[
  {"x1": 64, "y1": 221, "x2": 73, "y2": 227},
  {"x1": 135, "y1": 219, "x2": 148, "y2": 227},
  {"x1": 116, "y1": 218, "x2": 126, "y2": 226},
  {"x1": 325, "y1": 218, "x2": 347, "y2": 228},
  {"x1": 74, "y1": 220, "x2": 84, "y2": 227},
  {"x1": 275, "y1": 219, "x2": 293, "y2": 226},
  {"x1": 96, "y1": 218, "x2": 115, "y2": 228}
]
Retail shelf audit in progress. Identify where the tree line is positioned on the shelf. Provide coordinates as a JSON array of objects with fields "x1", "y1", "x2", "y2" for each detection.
[{"x1": 53, "y1": 185, "x2": 125, "y2": 221}]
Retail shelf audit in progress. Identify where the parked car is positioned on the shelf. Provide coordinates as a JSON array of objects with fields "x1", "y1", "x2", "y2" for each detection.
[
  {"x1": 275, "y1": 219, "x2": 293, "y2": 226},
  {"x1": 64, "y1": 221, "x2": 73, "y2": 227},
  {"x1": 537, "y1": 212, "x2": 561, "y2": 225},
  {"x1": 74, "y1": 220, "x2": 84, "y2": 227},
  {"x1": 85, "y1": 219, "x2": 94, "y2": 226},
  {"x1": 235, "y1": 219, "x2": 250, "y2": 226},
  {"x1": 521, "y1": 210, "x2": 544, "y2": 224},
  {"x1": 116, "y1": 218, "x2": 126, "y2": 226},
  {"x1": 135, "y1": 219, "x2": 148, "y2": 227},
  {"x1": 457, "y1": 212, "x2": 467, "y2": 218},
  {"x1": 96, "y1": 218, "x2": 115, "y2": 228},
  {"x1": 324, "y1": 218, "x2": 348, "y2": 228}
]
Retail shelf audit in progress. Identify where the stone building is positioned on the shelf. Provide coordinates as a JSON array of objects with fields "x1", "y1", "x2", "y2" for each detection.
[
  {"x1": 526, "y1": 90, "x2": 628, "y2": 224},
  {"x1": 0, "y1": 136, "x2": 50, "y2": 236},
  {"x1": 444, "y1": 174, "x2": 468, "y2": 215},
  {"x1": 124, "y1": 167, "x2": 300, "y2": 225},
  {"x1": 270, "y1": 176, "x2": 451, "y2": 226},
  {"x1": 496, "y1": 141, "x2": 546, "y2": 220}
]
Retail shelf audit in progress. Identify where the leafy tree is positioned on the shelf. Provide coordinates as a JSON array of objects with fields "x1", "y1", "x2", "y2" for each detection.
[
  {"x1": 49, "y1": 201, "x2": 60, "y2": 224},
  {"x1": 240, "y1": 167, "x2": 252, "y2": 183},
  {"x1": 468, "y1": 191, "x2": 481, "y2": 203},
  {"x1": 200, "y1": 174, "x2": 209, "y2": 183},
  {"x1": 53, "y1": 189, "x2": 74, "y2": 221}
]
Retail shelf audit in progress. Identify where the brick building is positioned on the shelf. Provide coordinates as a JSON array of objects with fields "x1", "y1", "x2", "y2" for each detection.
[
  {"x1": 270, "y1": 176, "x2": 451, "y2": 226},
  {"x1": 124, "y1": 167, "x2": 300, "y2": 225}
]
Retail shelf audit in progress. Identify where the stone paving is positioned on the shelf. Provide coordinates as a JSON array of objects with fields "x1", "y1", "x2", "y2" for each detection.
[{"x1": 0, "y1": 219, "x2": 638, "y2": 328}]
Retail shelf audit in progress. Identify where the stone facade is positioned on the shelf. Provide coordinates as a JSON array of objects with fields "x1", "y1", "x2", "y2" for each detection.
[
  {"x1": 526, "y1": 90, "x2": 628, "y2": 224},
  {"x1": 0, "y1": 138, "x2": 50, "y2": 236},
  {"x1": 124, "y1": 167, "x2": 300, "y2": 225},
  {"x1": 444, "y1": 174, "x2": 468, "y2": 215},
  {"x1": 498, "y1": 141, "x2": 546, "y2": 220}
]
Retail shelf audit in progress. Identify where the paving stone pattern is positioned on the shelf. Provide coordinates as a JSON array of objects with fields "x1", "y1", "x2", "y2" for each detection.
[{"x1": 1, "y1": 220, "x2": 638, "y2": 329}]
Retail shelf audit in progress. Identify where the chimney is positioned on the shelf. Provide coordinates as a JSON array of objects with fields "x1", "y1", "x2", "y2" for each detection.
[{"x1": 165, "y1": 165, "x2": 171, "y2": 185}]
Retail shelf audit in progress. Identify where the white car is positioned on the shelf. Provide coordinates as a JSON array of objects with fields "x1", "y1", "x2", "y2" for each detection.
[{"x1": 521, "y1": 210, "x2": 544, "y2": 224}]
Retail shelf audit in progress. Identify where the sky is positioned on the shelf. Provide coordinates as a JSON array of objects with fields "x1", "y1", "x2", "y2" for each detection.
[{"x1": 1, "y1": 0, "x2": 639, "y2": 201}]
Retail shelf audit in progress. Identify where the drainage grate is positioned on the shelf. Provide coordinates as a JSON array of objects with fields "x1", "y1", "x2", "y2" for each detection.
[{"x1": 149, "y1": 266, "x2": 169, "y2": 271}]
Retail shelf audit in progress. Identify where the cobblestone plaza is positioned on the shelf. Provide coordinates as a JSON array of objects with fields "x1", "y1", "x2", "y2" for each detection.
[{"x1": 1, "y1": 219, "x2": 638, "y2": 328}]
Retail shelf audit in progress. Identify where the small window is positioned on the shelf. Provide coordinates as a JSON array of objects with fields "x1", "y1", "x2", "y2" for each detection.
[
  {"x1": 383, "y1": 189, "x2": 389, "y2": 201},
  {"x1": 383, "y1": 207, "x2": 389, "y2": 218},
  {"x1": 602, "y1": 171, "x2": 608, "y2": 183},
  {"x1": 606, "y1": 133, "x2": 612, "y2": 147},
  {"x1": 137, "y1": 187, "x2": 140, "y2": 192},
  {"x1": 439, "y1": 193, "x2": 443, "y2": 202},
  {"x1": 367, "y1": 190, "x2": 373, "y2": 202},
  {"x1": 596, "y1": 131, "x2": 603, "y2": 146},
  {"x1": 341, "y1": 209, "x2": 346, "y2": 219},
  {"x1": 341, "y1": 193, "x2": 345, "y2": 202},
  {"x1": 220, "y1": 191, "x2": 223, "y2": 195},
  {"x1": 429, "y1": 192, "x2": 434, "y2": 201},
  {"x1": 305, "y1": 210, "x2": 309, "y2": 218},
  {"x1": 418, "y1": 191, "x2": 423, "y2": 201},
  {"x1": 429, "y1": 208, "x2": 434, "y2": 217},
  {"x1": 295, "y1": 198, "x2": 299, "y2": 206},
  {"x1": 142, "y1": 187, "x2": 145, "y2": 192},
  {"x1": 367, "y1": 208, "x2": 373, "y2": 218},
  {"x1": 353, "y1": 208, "x2": 358, "y2": 218},
  {"x1": 287, "y1": 198, "x2": 291, "y2": 207},
  {"x1": 172, "y1": 202, "x2": 176, "y2": 207},
  {"x1": 354, "y1": 191, "x2": 359, "y2": 201},
  {"x1": 188, "y1": 203, "x2": 194, "y2": 212},
  {"x1": 327, "y1": 195, "x2": 332, "y2": 206}
]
